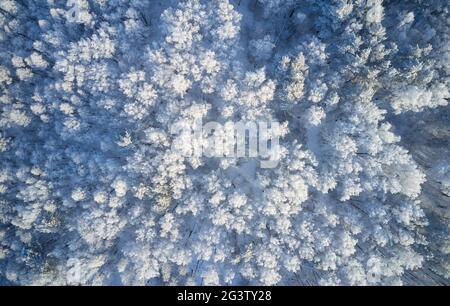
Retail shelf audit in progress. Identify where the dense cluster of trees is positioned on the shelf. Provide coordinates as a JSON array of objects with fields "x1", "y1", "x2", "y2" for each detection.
[{"x1": 0, "y1": 0, "x2": 448, "y2": 285}]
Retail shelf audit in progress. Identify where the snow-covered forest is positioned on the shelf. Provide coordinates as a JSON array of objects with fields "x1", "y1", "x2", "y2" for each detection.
[{"x1": 0, "y1": 0, "x2": 449, "y2": 285}]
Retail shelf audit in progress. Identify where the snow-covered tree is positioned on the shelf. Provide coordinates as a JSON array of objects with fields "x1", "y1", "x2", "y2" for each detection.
[{"x1": 0, "y1": 0, "x2": 448, "y2": 286}]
